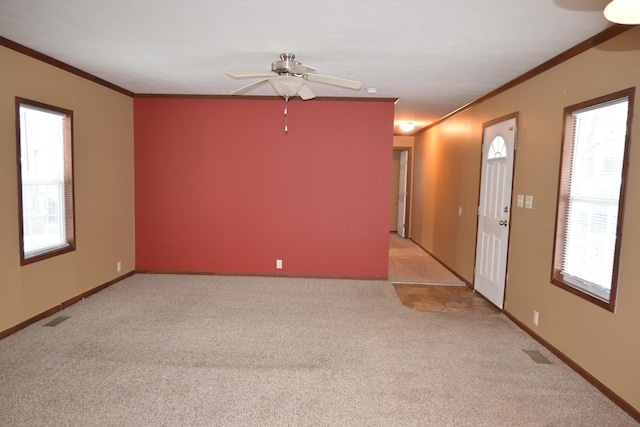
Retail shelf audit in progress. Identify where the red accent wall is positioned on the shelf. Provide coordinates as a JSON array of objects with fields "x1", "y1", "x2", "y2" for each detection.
[{"x1": 134, "y1": 97, "x2": 394, "y2": 278}]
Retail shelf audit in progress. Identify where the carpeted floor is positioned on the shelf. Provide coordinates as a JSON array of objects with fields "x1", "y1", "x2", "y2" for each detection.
[
  {"x1": 0, "y1": 274, "x2": 636, "y2": 426},
  {"x1": 388, "y1": 233, "x2": 465, "y2": 285}
]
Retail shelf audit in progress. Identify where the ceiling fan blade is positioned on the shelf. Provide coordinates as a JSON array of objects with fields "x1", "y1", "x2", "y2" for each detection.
[
  {"x1": 297, "y1": 84, "x2": 316, "y2": 100},
  {"x1": 226, "y1": 70, "x2": 276, "y2": 79},
  {"x1": 231, "y1": 79, "x2": 269, "y2": 95},
  {"x1": 290, "y1": 64, "x2": 318, "y2": 74},
  {"x1": 304, "y1": 74, "x2": 361, "y2": 90}
]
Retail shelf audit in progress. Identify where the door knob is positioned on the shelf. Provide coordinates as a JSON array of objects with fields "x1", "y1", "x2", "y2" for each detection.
[{"x1": 499, "y1": 220, "x2": 508, "y2": 226}]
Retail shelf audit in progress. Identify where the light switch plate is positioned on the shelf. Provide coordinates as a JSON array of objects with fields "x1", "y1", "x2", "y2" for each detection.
[
  {"x1": 517, "y1": 195, "x2": 524, "y2": 208},
  {"x1": 525, "y1": 195, "x2": 533, "y2": 209}
]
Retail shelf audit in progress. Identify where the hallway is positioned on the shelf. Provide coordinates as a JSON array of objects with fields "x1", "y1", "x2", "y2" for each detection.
[{"x1": 388, "y1": 233, "x2": 464, "y2": 285}]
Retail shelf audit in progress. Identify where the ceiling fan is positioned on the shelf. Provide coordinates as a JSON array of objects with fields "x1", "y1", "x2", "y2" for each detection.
[{"x1": 226, "y1": 53, "x2": 362, "y2": 100}]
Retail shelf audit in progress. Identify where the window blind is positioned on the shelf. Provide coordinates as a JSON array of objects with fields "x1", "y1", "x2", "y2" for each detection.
[
  {"x1": 19, "y1": 105, "x2": 70, "y2": 258},
  {"x1": 560, "y1": 98, "x2": 628, "y2": 299}
]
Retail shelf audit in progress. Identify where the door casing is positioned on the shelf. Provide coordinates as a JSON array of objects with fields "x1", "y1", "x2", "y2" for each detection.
[{"x1": 393, "y1": 147, "x2": 412, "y2": 237}]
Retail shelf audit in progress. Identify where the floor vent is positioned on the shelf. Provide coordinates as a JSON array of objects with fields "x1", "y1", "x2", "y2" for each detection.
[
  {"x1": 43, "y1": 316, "x2": 70, "y2": 327},
  {"x1": 522, "y1": 349, "x2": 552, "y2": 364}
]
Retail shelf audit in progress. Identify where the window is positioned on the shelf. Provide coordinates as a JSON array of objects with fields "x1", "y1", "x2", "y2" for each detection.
[
  {"x1": 552, "y1": 88, "x2": 634, "y2": 311},
  {"x1": 488, "y1": 135, "x2": 507, "y2": 159},
  {"x1": 16, "y1": 98, "x2": 75, "y2": 265}
]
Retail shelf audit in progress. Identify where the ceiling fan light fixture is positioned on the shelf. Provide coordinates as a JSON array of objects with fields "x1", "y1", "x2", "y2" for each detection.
[
  {"x1": 604, "y1": 0, "x2": 640, "y2": 24},
  {"x1": 400, "y1": 122, "x2": 415, "y2": 132},
  {"x1": 269, "y1": 75, "x2": 306, "y2": 98}
]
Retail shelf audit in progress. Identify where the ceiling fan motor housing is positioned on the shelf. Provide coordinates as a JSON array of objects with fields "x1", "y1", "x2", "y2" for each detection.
[{"x1": 271, "y1": 53, "x2": 300, "y2": 75}]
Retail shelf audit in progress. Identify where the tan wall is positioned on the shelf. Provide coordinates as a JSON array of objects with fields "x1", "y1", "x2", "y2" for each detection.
[
  {"x1": 0, "y1": 46, "x2": 135, "y2": 332},
  {"x1": 393, "y1": 135, "x2": 414, "y2": 148},
  {"x1": 412, "y1": 26, "x2": 640, "y2": 411}
]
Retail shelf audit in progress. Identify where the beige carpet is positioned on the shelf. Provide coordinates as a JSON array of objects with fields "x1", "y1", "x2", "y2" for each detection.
[
  {"x1": 0, "y1": 274, "x2": 636, "y2": 426},
  {"x1": 389, "y1": 233, "x2": 466, "y2": 285}
]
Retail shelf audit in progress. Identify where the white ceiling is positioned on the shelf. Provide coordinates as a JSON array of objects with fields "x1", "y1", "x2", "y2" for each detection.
[{"x1": 0, "y1": 0, "x2": 614, "y2": 133}]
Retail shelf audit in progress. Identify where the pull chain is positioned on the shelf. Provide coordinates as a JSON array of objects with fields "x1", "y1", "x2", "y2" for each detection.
[{"x1": 284, "y1": 95, "x2": 289, "y2": 134}]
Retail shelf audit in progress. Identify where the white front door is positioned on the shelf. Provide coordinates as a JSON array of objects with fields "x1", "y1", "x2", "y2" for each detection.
[
  {"x1": 474, "y1": 115, "x2": 517, "y2": 309},
  {"x1": 397, "y1": 150, "x2": 408, "y2": 237}
]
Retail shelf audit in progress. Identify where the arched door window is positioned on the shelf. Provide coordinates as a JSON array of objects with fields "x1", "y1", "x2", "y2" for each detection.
[{"x1": 488, "y1": 135, "x2": 507, "y2": 160}]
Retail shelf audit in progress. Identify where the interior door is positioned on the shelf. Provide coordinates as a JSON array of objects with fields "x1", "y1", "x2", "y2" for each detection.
[
  {"x1": 474, "y1": 115, "x2": 517, "y2": 309},
  {"x1": 397, "y1": 150, "x2": 408, "y2": 237}
]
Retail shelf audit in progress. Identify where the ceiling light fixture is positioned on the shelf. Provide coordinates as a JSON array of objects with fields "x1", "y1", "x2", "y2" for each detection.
[
  {"x1": 366, "y1": 87, "x2": 378, "y2": 94},
  {"x1": 604, "y1": 0, "x2": 640, "y2": 24},
  {"x1": 400, "y1": 122, "x2": 415, "y2": 132}
]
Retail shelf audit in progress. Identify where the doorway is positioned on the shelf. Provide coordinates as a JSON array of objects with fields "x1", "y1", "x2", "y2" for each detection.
[
  {"x1": 391, "y1": 148, "x2": 412, "y2": 237},
  {"x1": 474, "y1": 114, "x2": 518, "y2": 309}
]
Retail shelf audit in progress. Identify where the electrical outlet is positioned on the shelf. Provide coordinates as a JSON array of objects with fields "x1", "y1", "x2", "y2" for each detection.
[
  {"x1": 533, "y1": 310, "x2": 539, "y2": 326},
  {"x1": 116, "y1": 261, "x2": 122, "y2": 272},
  {"x1": 276, "y1": 259, "x2": 283, "y2": 269}
]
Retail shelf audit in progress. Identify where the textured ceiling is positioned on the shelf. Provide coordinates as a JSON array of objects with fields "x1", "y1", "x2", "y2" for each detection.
[{"x1": 0, "y1": 0, "x2": 614, "y2": 133}]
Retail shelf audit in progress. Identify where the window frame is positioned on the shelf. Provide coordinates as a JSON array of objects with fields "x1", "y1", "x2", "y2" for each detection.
[
  {"x1": 15, "y1": 97, "x2": 76, "y2": 265},
  {"x1": 551, "y1": 87, "x2": 635, "y2": 312}
]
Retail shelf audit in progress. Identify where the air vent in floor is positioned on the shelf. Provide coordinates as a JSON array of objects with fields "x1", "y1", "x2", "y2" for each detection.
[
  {"x1": 522, "y1": 349, "x2": 552, "y2": 364},
  {"x1": 43, "y1": 316, "x2": 70, "y2": 327}
]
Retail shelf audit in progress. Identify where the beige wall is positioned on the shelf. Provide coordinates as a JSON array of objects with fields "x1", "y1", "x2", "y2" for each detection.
[
  {"x1": 0, "y1": 46, "x2": 135, "y2": 332},
  {"x1": 412, "y1": 27, "x2": 640, "y2": 411},
  {"x1": 393, "y1": 135, "x2": 414, "y2": 148}
]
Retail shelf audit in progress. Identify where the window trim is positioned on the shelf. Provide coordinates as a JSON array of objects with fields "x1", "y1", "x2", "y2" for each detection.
[
  {"x1": 15, "y1": 97, "x2": 76, "y2": 265},
  {"x1": 551, "y1": 87, "x2": 635, "y2": 312}
]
